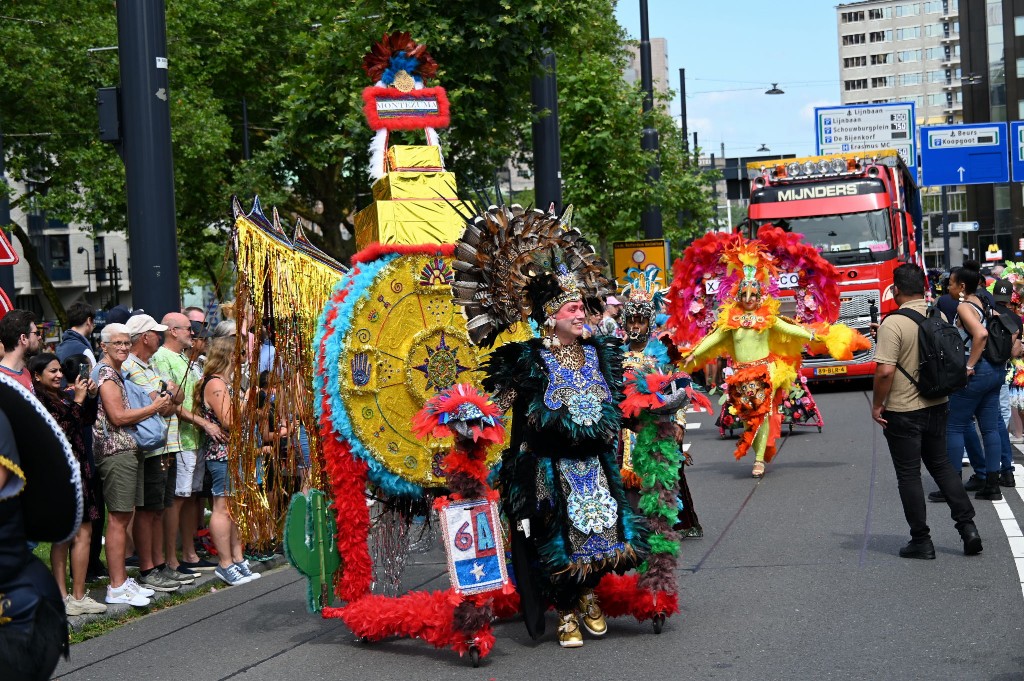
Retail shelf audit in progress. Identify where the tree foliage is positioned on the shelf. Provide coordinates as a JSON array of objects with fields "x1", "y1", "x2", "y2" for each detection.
[{"x1": 1, "y1": 0, "x2": 718, "y2": 321}]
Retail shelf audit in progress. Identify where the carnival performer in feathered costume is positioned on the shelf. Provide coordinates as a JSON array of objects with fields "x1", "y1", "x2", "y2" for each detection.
[
  {"x1": 619, "y1": 265, "x2": 710, "y2": 536},
  {"x1": 590, "y1": 265, "x2": 712, "y2": 634},
  {"x1": 452, "y1": 204, "x2": 647, "y2": 648},
  {"x1": 669, "y1": 226, "x2": 869, "y2": 478}
]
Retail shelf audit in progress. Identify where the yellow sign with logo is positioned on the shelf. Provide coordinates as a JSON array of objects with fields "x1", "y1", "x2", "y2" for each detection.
[{"x1": 611, "y1": 239, "x2": 671, "y2": 288}]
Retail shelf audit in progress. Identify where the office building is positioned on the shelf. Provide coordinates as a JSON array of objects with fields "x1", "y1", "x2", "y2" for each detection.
[
  {"x1": 625, "y1": 37, "x2": 671, "y2": 114},
  {"x1": 836, "y1": 0, "x2": 967, "y2": 267},
  {"x1": 960, "y1": 0, "x2": 1024, "y2": 258}
]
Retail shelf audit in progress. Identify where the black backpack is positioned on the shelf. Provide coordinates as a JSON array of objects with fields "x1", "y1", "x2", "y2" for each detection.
[
  {"x1": 890, "y1": 307, "x2": 968, "y2": 399},
  {"x1": 981, "y1": 301, "x2": 1021, "y2": 365}
]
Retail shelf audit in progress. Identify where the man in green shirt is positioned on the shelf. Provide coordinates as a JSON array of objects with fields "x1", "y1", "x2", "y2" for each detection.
[{"x1": 151, "y1": 312, "x2": 225, "y2": 574}]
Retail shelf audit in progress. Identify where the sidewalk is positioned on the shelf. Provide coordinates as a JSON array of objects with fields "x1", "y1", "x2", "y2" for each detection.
[{"x1": 68, "y1": 554, "x2": 288, "y2": 631}]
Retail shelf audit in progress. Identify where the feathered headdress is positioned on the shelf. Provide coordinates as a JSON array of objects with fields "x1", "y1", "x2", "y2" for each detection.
[
  {"x1": 452, "y1": 204, "x2": 613, "y2": 347},
  {"x1": 621, "y1": 264, "x2": 665, "y2": 324},
  {"x1": 362, "y1": 31, "x2": 439, "y2": 88}
]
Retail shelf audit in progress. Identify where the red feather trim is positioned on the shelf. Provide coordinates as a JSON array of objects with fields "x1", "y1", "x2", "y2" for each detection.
[
  {"x1": 323, "y1": 590, "x2": 496, "y2": 659},
  {"x1": 486, "y1": 587, "x2": 521, "y2": 620},
  {"x1": 362, "y1": 86, "x2": 451, "y2": 132},
  {"x1": 594, "y1": 573, "x2": 680, "y2": 623},
  {"x1": 314, "y1": 282, "x2": 373, "y2": 603},
  {"x1": 410, "y1": 383, "x2": 505, "y2": 445},
  {"x1": 350, "y1": 241, "x2": 455, "y2": 265}
]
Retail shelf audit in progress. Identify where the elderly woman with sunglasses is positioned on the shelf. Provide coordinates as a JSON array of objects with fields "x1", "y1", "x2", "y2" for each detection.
[{"x1": 93, "y1": 323, "x2": 172, "y2": 607}]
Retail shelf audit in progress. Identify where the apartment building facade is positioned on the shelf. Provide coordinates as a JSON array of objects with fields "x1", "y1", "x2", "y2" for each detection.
[{"x1": 836, "y1": 0, "x2": 966, "y2": 267}]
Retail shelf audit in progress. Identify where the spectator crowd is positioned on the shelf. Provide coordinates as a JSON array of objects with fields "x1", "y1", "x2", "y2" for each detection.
[{"x1": 0, "y1": 302, "x2": 271, "y2": 622}]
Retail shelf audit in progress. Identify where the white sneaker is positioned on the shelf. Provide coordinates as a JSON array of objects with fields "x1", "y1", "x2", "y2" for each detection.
[
  {"x1": 106, "y1": 581, "x2": 151, "y2": 607},
  {"x1": 124, "y1": 577, "x2": 156, "y2": 598}
]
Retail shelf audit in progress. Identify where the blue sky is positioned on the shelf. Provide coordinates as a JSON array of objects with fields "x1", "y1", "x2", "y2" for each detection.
[{"x1": 615, "y1": 1, "x2": 842, "y2": 159}]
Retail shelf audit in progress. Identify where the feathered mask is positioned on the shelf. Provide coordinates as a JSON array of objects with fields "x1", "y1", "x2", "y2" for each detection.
[
  {"x1": 621, "y1": 265, "x2": 665, "y2": 324},
  {"x1": 452, "y1": 204, "x2": 612, "y2": 347}
]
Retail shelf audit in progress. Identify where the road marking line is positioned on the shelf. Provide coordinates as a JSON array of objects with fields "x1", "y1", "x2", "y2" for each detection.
[
  {"x1": 682, "y1": 443, "x2": 691, "y2": 453},
  {"x1": 991, "y1": 493, "x2": 1024, "y2": 599},
  {"x1": 686, "y1": 422, "x2": 701, "y2": 430}
]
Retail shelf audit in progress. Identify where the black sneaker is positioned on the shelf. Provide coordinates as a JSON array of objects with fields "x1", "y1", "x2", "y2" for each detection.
[
  {"x1": 927, "y1": 491, "x2": 946, "y2": 503},
  {"x1": 1000, "y1": 471, "x2": 1015, "y2": 488},
  {"x1": 964, "y1": 474, "x2": 986, "y2": 492},
  {"x1": 899, "y1": 539, "x2": 936, "y2": 560}
]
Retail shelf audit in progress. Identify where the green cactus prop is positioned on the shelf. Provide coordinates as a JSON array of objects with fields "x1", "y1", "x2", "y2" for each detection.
[{"x1": 284, "y1": 490, "x2": 341, "y2": 612}]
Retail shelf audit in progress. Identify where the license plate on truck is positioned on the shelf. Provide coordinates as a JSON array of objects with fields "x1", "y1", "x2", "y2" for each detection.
[{"x1": 814, "y1": 366, "x2": 847, "y2": 376}]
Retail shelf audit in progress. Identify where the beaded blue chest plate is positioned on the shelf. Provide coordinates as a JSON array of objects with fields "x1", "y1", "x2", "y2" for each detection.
[{"x1": 539, "y1": 345, "x2": 612, "y2": 427}]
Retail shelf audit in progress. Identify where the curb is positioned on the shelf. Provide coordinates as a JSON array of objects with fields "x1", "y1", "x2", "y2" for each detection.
[{"x1": 68, "y1": 555, "x2": 288, "y2": 630}]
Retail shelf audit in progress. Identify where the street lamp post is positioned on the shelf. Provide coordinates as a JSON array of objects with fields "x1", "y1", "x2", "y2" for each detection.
[
  {"x1": 77, "y1": 246, "x2": 92, "y2": 294},
  {"x1": 639, "y1": 0, "x2": 662, "y2": 238}
]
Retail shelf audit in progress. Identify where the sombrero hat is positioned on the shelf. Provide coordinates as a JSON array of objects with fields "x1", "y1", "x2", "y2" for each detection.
[{"x1": 0, "y1": 372, "x2": 82, "y2": 543}]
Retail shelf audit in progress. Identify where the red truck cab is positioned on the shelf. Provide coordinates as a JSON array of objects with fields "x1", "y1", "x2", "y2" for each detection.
[{"x1": 742, "y1": 150, "x2": 923, "y2": 380}]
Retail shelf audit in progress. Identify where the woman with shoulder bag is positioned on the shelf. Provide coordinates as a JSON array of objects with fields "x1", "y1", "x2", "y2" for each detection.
[
  {"x1": 93, "y1": 323, "x2": 172, "y2": 606},
  {"x1": 946, "y1": 263, "x2": 1006, "y2": 502},
  {"x1": 196, "y1": 336, "x2": 257, "y2": 586}
]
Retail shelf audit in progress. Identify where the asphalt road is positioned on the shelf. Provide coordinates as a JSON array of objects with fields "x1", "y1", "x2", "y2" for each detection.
[{"x1": 54, "y1": 383, "x2": 1024, "y2": 680}]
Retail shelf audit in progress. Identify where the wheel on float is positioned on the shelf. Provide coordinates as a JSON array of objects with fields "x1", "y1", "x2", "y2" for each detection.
[
  {"x1": 469, "y1": 645, "x2": 480, "y2": 667},
  {"x1": 652, "y1": 613, "x2": 666, "y2": 634}
]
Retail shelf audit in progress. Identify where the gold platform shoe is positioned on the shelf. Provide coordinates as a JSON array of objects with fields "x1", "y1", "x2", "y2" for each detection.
[
  {"x1": 558, "y1": 611, "x2": 584, "y2": 648},
  {"x1": 578, "y1": 589, "x2": 607, "y2": 637}
]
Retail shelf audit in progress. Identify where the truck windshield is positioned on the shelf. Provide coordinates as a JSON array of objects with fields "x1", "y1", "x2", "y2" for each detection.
[{"x1": 755, "y1": 209, "x2": 893, "y2": 265}]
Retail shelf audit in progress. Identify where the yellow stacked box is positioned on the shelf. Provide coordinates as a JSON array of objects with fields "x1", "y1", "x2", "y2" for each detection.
[{"x1": 355, "y1": 145, "x2": 469, "y2": 249}]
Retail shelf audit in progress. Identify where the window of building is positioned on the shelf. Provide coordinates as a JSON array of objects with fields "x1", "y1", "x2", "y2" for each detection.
[
  {"x1": 871, "y1": 53, "x2": 892, "y2": 65},
  {"x1": 844, "y1": 79, "x2": 868, "y2": 91},
  {"x1": 844, "y1": 55, "x2": 867, "y2": 68},
  {"x1": 843, "y1": 33, "x2": 866, "y2": 45},
  {"x1": 925, "y1": 47, "x2": 944, "y2": 60},
  {"x1": 926, "y1": 70, "x2": 946, "y2": 83},
  {"x1": 896, "y1": 3, "x2": 921, "y2": 17},
  {"x1": 872, "y1": 76, "x2": 891, "y2": 88},
  {"x1": 842, "y1": 10, "x2": 865, "y2": 22},
  {"x1": 1015, "y1": 16, "x2": 1024, "y2": 36},
  {"x1": 898, "y1": 73, "x2": 923, "y2": 86},
  {"x1": 48, "y1": 235, "x2": 70, "y2": 281},
  {"x1": 1019, "y1": 99, "x2": 1024, "y2": 119},
  {"x1": 1017, "y1": 58, "x2": 1024, "y2": 78},
  {"x1": 928, "y1": 93, "x2": 948, "y2": 106},
  {"x1": 924, "y1": 24, "x2": 944, "y2": 38},
  {"x1": 923, "y1": 1, "x2": 943, "y2": 12},
  {"x1": 897, "y1": 26, "x2": 922, "y2": 40},
  {"x1": 898, "y1": 49, "x2": 922, "y2": 63},
  {"x1": 869, "y1": 30, "x2": 892, "y2": 43},
  {"x1": 869, "y1": 7, "x2": 892, "y2": 19}
]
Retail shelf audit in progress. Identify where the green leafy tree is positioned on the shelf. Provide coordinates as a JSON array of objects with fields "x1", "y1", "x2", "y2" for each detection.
[{"x1": 556, "y1": 24, "x2": 718, "y2": 264}]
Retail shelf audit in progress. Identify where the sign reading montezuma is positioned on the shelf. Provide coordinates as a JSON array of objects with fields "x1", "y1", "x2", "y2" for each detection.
[{"x1": 362, "y1": 86, "x2": 450, "y2": 131}]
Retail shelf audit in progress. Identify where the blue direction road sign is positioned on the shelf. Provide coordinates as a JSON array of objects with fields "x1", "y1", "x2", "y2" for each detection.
[
  {"x1": 920, "y1": 122, "x2": 1009, "y2": 187},
  {"x1": 1012, "y1": 121, "x2": 1024, "y2": 182},
  {"x1": 815, "y1": 102, "x2": 916, "y2": 172}
]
